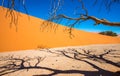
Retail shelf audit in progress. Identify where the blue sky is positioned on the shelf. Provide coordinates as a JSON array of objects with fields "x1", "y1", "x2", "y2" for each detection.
[{"x1": 0, "y1": 0, "x2": 120, "y2": 34}]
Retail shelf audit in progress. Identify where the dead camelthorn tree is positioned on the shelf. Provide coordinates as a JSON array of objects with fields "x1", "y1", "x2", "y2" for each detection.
[
  {"x1": 1, "y1": 0, "x2": 28, "y2": 31},
  {"x1": 1, "y1": 0, "x2": 120, "y2": 35},
  {"x1": 48, "y1": 0, "x2": 120, "y2": 37}
]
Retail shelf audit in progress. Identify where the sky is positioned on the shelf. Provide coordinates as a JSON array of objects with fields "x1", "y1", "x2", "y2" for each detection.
[{"x1": 0, "y1": 0, "x2": 120, "y2": 34}]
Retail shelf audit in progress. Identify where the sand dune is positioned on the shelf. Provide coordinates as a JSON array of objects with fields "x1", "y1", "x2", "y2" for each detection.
[
  {"x1": 0, "y1": 6, "x2": 120, "y2": 76},
  {"x1": 0, "y1": 6, "x2": 120, "y2": 52},
  {"x1": 0, "y1": 44, "x2": 120, "y2": 76}
]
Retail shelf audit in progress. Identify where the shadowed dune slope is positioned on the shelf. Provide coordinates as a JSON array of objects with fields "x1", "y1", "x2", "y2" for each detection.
[{"x1": 0, "y1": 6, "x2": 120, "y2": 52}]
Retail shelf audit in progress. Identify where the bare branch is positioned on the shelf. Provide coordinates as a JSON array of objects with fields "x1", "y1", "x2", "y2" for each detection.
[
  {"x1": 1, "y1": 0, "x2": 29, "y2": 31},
  {"x1": 78, "y1": 0, "x2": 88, "y2": 16},
  {"x1": 55, "y1": 14, "x2": 120, "y2": 26},
  {"x1": 87, "y1": 16, "x2": 120, "y2": 26}
]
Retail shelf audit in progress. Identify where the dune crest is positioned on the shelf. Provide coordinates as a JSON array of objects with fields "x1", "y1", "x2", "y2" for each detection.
[{"x1": 0, "y1": 6, "x2": 120, "y2": 52}]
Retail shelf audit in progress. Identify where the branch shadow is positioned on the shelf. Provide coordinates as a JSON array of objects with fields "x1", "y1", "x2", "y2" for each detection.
[
  {"x1": 0, "y1": 48, "x2": 120, "y2": 76},
  {"x1": 39, "y1": 48, "x2": 120, "y2": 76}
]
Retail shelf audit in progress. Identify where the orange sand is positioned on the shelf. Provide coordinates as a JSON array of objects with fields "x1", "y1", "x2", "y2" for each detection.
[{"x1": 0, "y1": 6, "x2": 120, "y2": 52}]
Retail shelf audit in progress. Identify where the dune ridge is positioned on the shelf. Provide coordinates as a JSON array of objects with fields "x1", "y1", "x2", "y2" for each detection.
[{"x1": 0, "y1": 6, "x2": 120, "y2": 52}]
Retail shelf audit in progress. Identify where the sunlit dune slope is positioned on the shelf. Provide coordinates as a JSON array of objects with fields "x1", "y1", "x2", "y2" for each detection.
[{"x1": 0, "y1": 6, "x2": 120, "y2": 52}]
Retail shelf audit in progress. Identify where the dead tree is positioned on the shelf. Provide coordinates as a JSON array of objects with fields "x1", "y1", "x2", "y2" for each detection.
[
  {"x1": 1, "y1": 0, "x2": 120, "y2": 34},
  {"x1": 48, "y1": 0, "x2": 120, "y2": 36}
]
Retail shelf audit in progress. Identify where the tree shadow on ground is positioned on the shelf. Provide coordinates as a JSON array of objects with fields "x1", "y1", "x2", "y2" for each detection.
[
  {"x1": 0, "y1": 49, "x2": 120, "y2": 76},
  {"x1": 39, "y1": 48, "x2": 120, "y2": 76}
]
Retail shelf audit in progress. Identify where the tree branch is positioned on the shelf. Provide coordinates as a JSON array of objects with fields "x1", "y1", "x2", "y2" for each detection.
[
  {"x1": 56, "y1": 14, "x2": 120, "y2": 26},
  {"x1": 87, "y1": 16, "x2": 120, "y2": 26}
]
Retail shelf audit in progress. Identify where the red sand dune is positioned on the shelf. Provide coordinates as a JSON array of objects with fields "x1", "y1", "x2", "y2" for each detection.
[{"x1": 0, "y1": 6, "x2": 120, "y2": 52}]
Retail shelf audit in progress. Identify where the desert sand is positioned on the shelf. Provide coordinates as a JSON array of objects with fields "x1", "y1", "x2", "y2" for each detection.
[
  {"x1": 0, "y1": 6, "x2": 120, "y2": 76},
  {"x1": 0, "y1": 44, "x2": 120, "y2": 76},
  {"x1": 0, "y1": 6, "x2": 120, "y2": 52}
]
